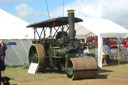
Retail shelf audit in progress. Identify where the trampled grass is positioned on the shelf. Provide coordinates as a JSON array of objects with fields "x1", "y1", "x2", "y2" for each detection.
[{"x1": 1, "y1": 63, "x2": 128, "y2": 85}]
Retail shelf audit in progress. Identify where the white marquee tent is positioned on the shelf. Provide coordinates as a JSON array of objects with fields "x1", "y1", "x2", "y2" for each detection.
[
  {"x1": 0, "y1": 9, "x2": 34, "y2": 66},
  {"x1": 75, "y1": 17, "x2": 128, "y2": 67}
]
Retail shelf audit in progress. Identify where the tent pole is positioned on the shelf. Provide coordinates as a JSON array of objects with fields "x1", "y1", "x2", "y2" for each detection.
[
  {"x1": 94, "y1": 36, "x2": 97, "y2": 56},
  {"x1": 117, "y1": 37, "x2": 120, "y2": 65},
  {"x1": 98, "y1": 36, "x2": 103, "y2": 68},
  {"x1": 34, "y1": 28, "x2": 36, "y2": 40}
]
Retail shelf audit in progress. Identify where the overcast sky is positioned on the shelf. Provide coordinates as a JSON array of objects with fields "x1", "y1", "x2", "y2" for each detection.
[{"x1": 0, "y1": 0, "x2": 128, "y2": 29}]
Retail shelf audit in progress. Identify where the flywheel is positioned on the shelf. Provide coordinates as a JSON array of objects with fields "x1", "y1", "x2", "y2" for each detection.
[
  {"x1": 28, "y1": 44, "x2": 47, "y2": 72},
  {"x1": 66, "y1": 57, "x2": 98, "y2": 80}
]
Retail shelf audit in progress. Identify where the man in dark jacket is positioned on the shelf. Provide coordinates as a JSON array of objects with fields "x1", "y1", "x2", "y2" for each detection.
[
  {"x1": 0, "y1": 40, "x2": 7, "y2": 62},
  {"x1": 0, "y1": 40, "x2": 7, "y2": 85}
]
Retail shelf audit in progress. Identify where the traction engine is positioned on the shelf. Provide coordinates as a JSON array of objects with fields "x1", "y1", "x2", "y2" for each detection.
[{"x1": 27, "y1": 10, "x2": 98, "y2": 80}]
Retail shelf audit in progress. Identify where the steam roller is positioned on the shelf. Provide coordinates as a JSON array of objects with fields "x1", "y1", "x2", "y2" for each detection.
[{"x1": 27, "y1": 9, "x2": 98, "y2": 80}]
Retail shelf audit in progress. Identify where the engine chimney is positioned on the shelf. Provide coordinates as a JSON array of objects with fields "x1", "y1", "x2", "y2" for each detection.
[{"x1": 67, "y1": 10, "x2": 75, "y2": 41}]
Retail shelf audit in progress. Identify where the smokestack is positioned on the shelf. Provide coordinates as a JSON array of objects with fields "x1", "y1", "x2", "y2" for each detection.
[{"x1": 67, "y1": 10, "x2": 75, "y2": 40}]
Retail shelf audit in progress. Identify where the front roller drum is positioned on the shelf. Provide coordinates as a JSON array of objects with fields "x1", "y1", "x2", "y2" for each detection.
[{"x1": 67, "y1": 57, "x2": 98, "y2": 80}]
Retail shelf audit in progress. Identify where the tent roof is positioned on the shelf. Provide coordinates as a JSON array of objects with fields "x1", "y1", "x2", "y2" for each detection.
[
  {"x1": 0, "y1": 9, "x2": 34, "y2": 39},
  {"x1": 75, "y1": 23, "x2": 93, "y2": 36},
  {"x1": 76, "y1": 17, "x2": 128, "y2": 38}
]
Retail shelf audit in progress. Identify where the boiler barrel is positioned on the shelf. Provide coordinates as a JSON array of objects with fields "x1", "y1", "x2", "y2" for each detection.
[{"x1": 53, "y1": 48, "x2": 66, "y2": 57}]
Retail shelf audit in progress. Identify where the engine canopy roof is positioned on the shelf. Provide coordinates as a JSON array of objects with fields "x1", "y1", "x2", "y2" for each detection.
[{"x1": 27, "y1": 17, "x2": 83, "y2": 28}]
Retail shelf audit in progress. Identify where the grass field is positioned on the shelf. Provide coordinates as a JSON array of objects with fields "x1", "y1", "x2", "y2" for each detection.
[{"x1": 2, "y1": 63, "x2": 128, "y2": 85}]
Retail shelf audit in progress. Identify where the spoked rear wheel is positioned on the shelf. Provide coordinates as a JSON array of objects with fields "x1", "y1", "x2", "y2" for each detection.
[{"x1": 28, "y1": 44, "x2": 47, "y2": 72}]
